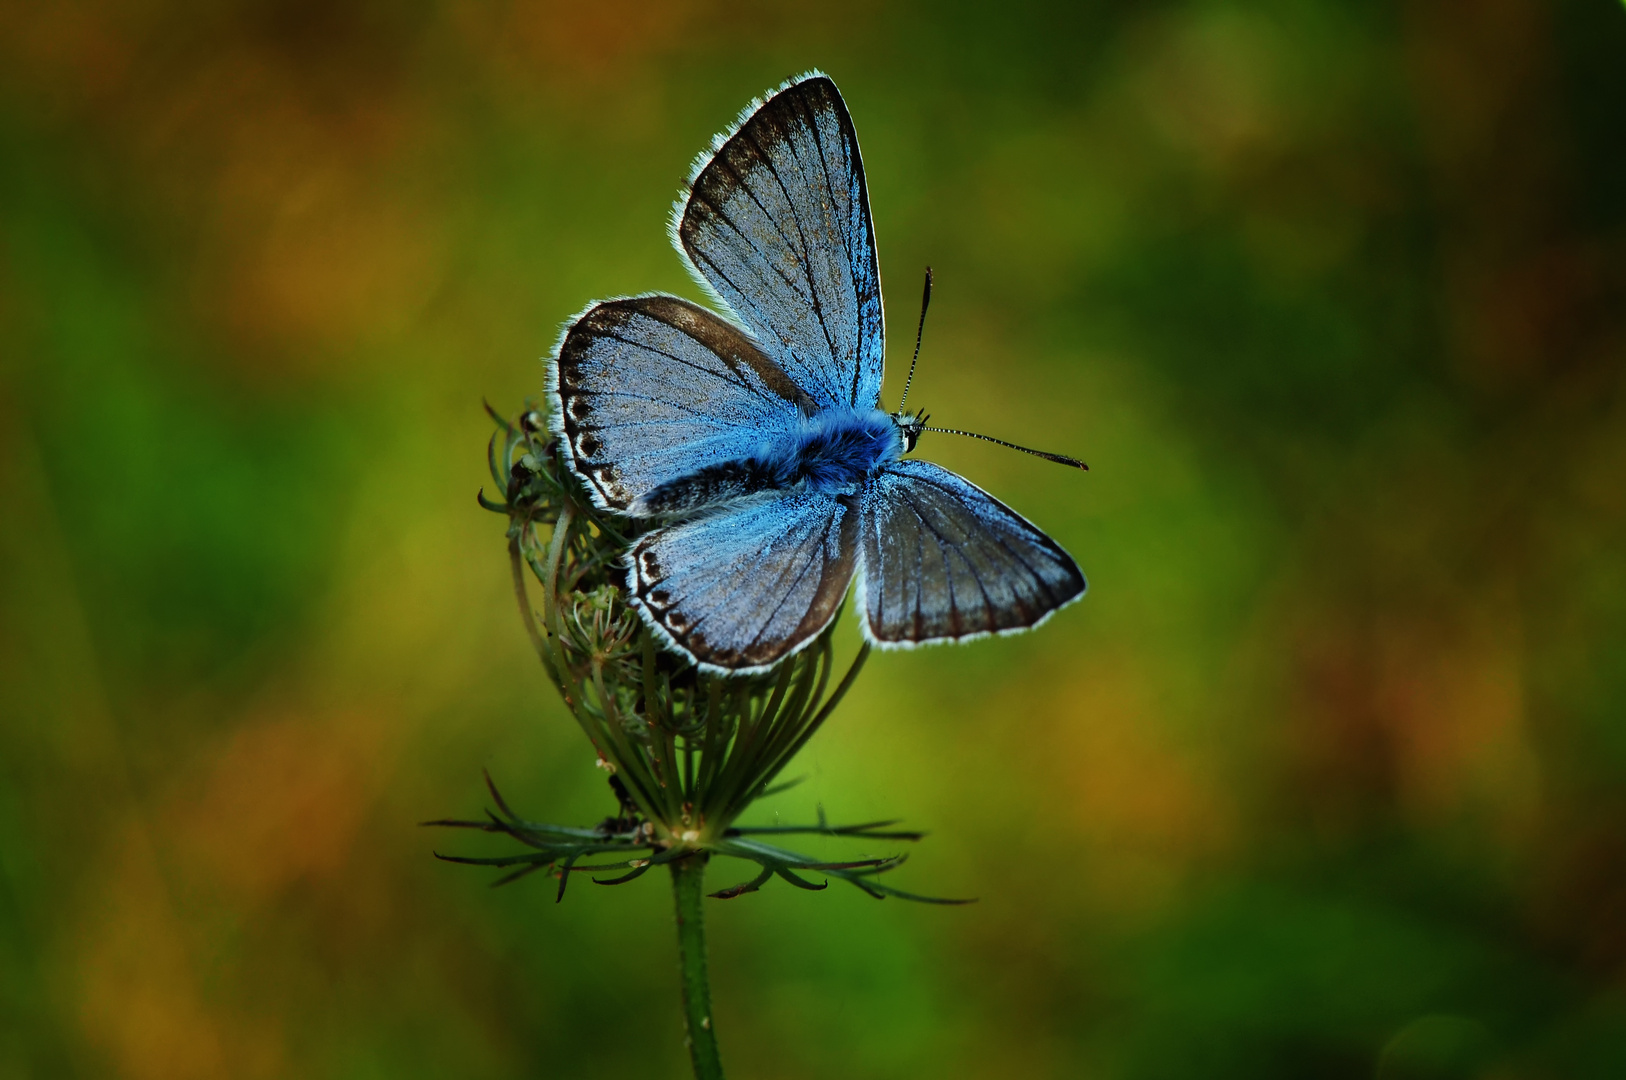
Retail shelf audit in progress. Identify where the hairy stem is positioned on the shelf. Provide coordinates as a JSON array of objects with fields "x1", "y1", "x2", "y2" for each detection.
[{"x1": 670, "y1": 854, "x2": 724, "y2": 1079}]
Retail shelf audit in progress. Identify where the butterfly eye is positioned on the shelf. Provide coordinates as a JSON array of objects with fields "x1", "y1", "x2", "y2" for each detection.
[{"x1": 890, "y1": 409, "x2": 928, "y2": 454}]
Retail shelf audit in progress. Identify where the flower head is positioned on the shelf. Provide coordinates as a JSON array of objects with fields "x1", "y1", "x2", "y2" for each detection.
[{"x1": 430, "y1": 406, "x2": 962, "y2": 904}]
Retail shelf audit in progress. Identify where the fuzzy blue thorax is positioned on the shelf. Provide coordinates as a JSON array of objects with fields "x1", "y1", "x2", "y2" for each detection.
[
  {"x1": 778, "y1": 408, "x2": 901, "y2": 492},
  {"x1": 636, "y1": 408, "x2": 901, "y2": 516}
]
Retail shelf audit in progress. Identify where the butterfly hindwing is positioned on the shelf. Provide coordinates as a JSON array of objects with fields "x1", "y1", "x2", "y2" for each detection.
[
  {"x1": 676, "y1": 73, "x2": 885, "y2": 412},
  {"x1": 858, "y1": 459, "x2": 1086, "y2": 646},
  {"x1": 628, "y1": 491, "x2": 860, "y2": 672},
  {"x1": 550, "y1": 294, "x2": 811, "y2": 514}
]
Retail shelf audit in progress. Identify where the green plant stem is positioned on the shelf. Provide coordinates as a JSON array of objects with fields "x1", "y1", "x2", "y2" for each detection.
[{"x1": 670, "y1": 854, "x2": 724, "y2": 1079}]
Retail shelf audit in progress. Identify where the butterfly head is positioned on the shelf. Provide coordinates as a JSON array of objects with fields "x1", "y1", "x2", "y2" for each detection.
[{"x1": 890, "y1": 408, "x2": 929, "y2": 455}]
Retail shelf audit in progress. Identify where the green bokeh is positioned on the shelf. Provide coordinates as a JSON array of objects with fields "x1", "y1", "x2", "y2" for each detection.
[{"x1": 3, "y1": 1, "x2": 1625, "y2": 1077}]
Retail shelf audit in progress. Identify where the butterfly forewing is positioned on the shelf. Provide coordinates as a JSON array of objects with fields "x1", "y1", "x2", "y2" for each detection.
[
  {"x1": 858, "y1": 460, "x2": 1086, "y2": 645},
  {"x1": 678, "y1": 74, "x2": 885, "y2": 411},
  {"x1": 629, "y1": 493, "x2": 861, "y2": 671},
  {"x1": 551, "y1": 294, "x2": 808, "y2": 513}
]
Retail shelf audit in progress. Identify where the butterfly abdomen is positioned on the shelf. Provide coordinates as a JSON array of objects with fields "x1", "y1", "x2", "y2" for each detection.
[{"x1": 637, "y1": 457, "x2": 784, "y2": 515}]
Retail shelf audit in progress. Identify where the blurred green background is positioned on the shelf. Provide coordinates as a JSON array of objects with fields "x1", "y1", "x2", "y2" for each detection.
[{"x1": 3, "y1": 1, "x2": 1625, "y2": 1077}]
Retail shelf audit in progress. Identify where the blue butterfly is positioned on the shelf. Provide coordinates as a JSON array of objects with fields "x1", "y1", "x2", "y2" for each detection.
[{"x1": 547, "y1": 71, "x2": 1086, "y2": 674}]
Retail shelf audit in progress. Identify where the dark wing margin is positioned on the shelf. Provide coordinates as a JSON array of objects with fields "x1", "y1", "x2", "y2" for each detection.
[
  {"x1": 627, "y1": 492, "x2": 860, "y2": 673},
  {"x1": 858, "y1": 459, "x2": 1085, "y2": 646},
  {"x1": 549, "y1": 293, "x2": 811, "y2": 514},
  {"x1": 673, "y1": 72, "x2": 886, "y2": 411}
]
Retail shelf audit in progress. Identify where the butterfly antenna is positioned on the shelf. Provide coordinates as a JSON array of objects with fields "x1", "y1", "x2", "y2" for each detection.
[
  {"x1": 897, "y1": 266, "x2": 932, "y2": 411},
  {"x1": 923, "y1": 426, "x2": 1089, "y2": 471}
]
